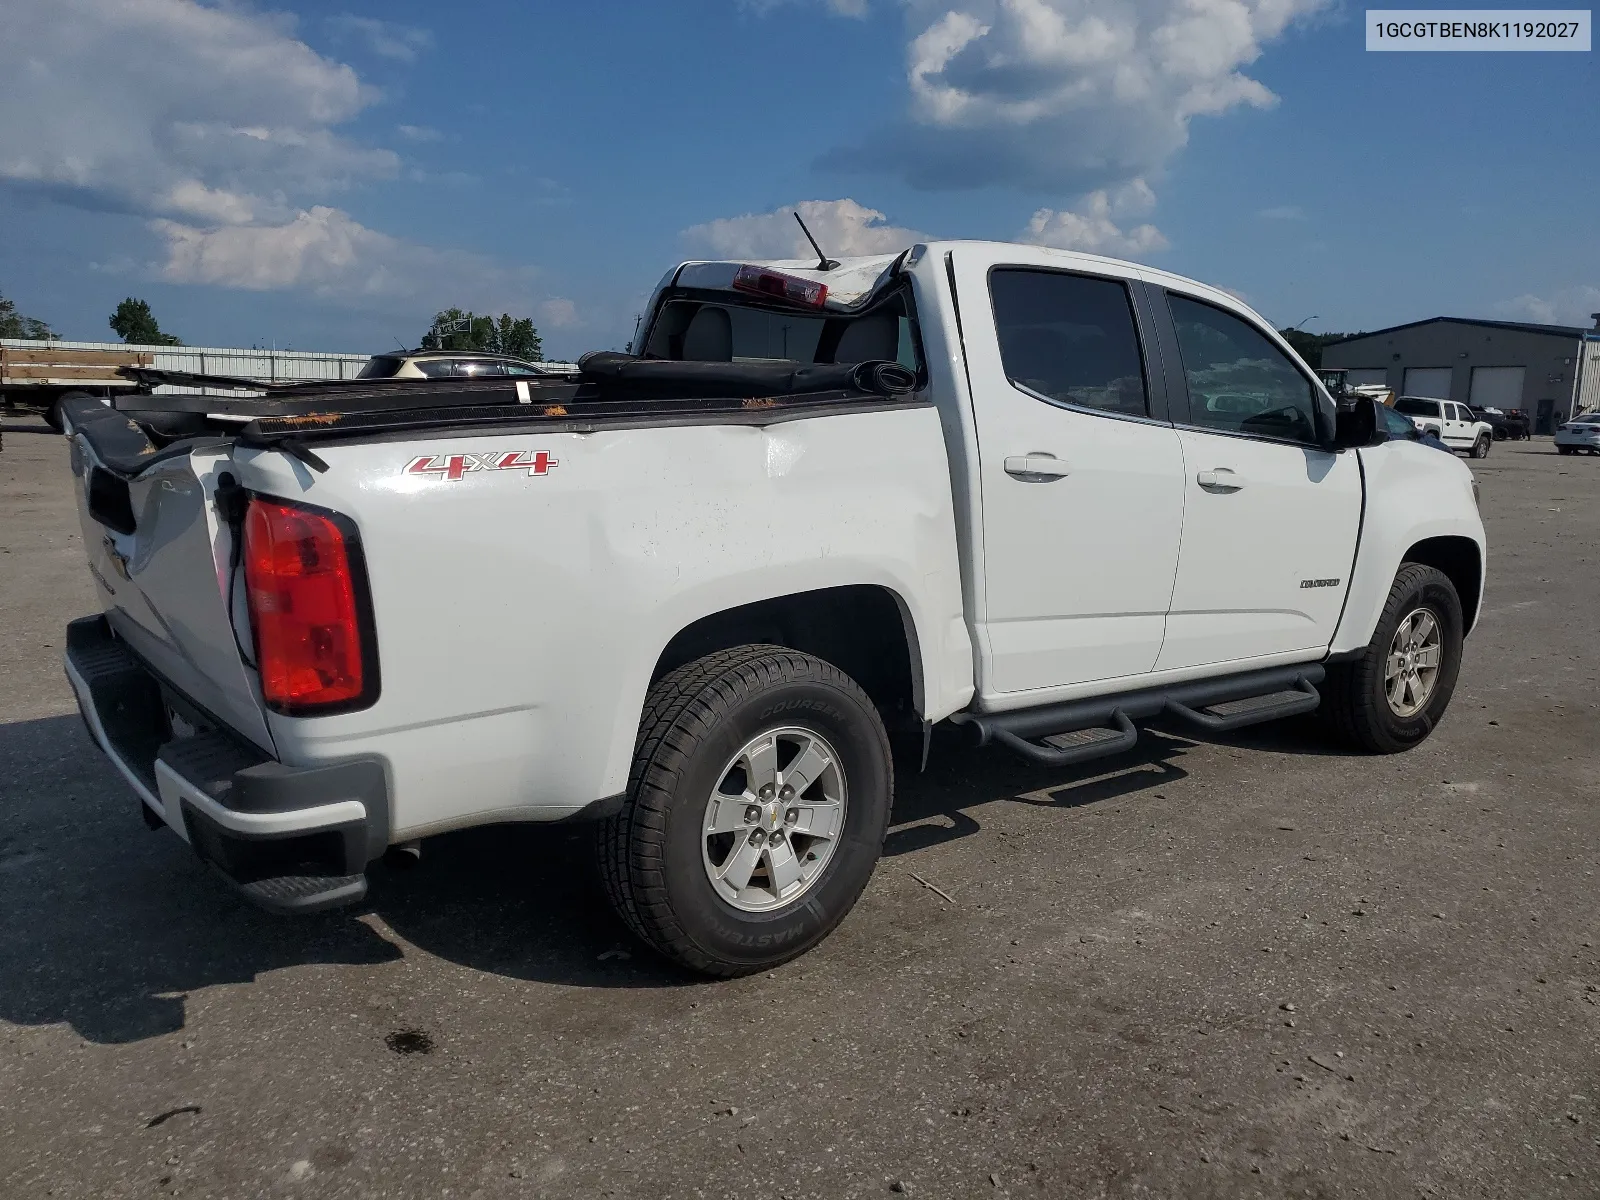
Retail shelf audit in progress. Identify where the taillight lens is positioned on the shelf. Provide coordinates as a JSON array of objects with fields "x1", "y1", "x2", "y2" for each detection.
[{"x1": 243, "y1": 498, "x2": 374, "y2": 714}]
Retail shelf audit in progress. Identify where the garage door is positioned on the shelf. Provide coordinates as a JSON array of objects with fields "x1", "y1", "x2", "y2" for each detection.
[
  {"x1": 1469, "y1": 366, "x2": 1525, "y2": 410},
  {"x1": 1403, "y1": 368, "x2": 1453, "y2": 399},
  {"x1": 1346, "y1": 369, "x2": 1388, "y2": 387}
]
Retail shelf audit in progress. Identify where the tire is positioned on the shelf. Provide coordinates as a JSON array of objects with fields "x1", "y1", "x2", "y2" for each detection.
[
  {"x1": 1321, "y1": 564, "x2": 1464, "y2": 754},
  {"x1": 42, "y1": 400, "x2": 65, "y2": 433},
  {"x1": 598, "y1": 644, "x2": 893, "y2": 976},
  {"x1": 1558, "y1": 446, "x2": 1573, "y2": 455},
  {"x1": 1469, "y1": 434, "x2": 1490, "y2": 459}
]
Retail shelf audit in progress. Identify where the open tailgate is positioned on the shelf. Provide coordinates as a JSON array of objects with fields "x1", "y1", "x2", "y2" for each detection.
[{"x1": 65, "y1": 400, "x2": 275, "y2": 754}]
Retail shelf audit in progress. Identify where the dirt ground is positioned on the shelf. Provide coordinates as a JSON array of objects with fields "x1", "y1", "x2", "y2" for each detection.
[{"x1": 2, "y1": 414, "x2": 1596, "y2": 1199}]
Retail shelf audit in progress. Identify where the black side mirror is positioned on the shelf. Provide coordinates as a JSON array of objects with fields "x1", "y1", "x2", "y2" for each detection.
[{"x1": 1332, "y1": 395, "x2": 1383, "y2": 450}]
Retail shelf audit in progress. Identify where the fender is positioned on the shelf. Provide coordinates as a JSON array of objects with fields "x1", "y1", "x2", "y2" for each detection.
[{"x1": 1330, "y1": 440, "x2": 1486, "y2": 655}]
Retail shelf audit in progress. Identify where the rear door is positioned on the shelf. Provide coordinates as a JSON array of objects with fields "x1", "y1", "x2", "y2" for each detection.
[
  {"x1": 950, "y1": 247, "x2": 1185, "y2": 696},
  {"x1": 71, "y1": 437, "x2": 275, "y2": 752},
  {"x1": 1144, "y1": 283, "x2": 1362, "y2": 671}
]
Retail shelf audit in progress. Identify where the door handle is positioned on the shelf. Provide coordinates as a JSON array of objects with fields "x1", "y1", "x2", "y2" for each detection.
[
  {"x1": 1004, "y1": 454, "x2": 1070, "y2": 481},
  {"x1": 1196, "y1": 468, "x2": 1244, "y2": 492}
]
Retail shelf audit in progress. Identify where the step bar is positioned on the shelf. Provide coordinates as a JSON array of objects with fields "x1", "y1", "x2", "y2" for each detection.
[{"x1": 949, "y1": 664, "x2": 1325, "y2": 768}]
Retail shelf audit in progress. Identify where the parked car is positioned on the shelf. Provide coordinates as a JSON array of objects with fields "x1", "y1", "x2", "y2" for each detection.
[
  {"x1": 1555, "y1": 413, "x2": 1600, "y2": 455},
  {"x1": 59, "y1": 241, "x2": 1486, "y2": 975},
  {"x1": 1392, "y1": 396, "x2": 1495, "y2": 458},
  {"x1": 355, "y1": 349, "x2": 576, "y2": 379},
  {"x1": 1469, "y1": 405, "x2": 1529, "y2": 441}
]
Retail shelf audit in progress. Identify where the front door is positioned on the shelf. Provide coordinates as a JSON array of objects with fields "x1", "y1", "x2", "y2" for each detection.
[
  {"x1": 1148, "y1": 285, "x2": 1363, "y2": 671},
  {"x1": 950, "y1": 250, "x2": 1186, "y2": 697}
]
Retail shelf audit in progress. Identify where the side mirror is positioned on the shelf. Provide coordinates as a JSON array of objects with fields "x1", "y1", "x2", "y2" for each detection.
[{"x1": 1331, "y1": 395, "x2": 1383, "y2": 450}]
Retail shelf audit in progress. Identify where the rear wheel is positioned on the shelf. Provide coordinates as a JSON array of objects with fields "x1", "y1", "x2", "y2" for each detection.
[
  {"x1": 599, "y1": 645, "x2": 893, "y2": 976},
  {"x1": 1469, "y1": 434, "x2": 1491, "y2": 459},
  {"x1": 1321, "y1": 564, "x2": 1464, "y2": 754},
  {"x1": 1558, "y1": 446, "x2": 1573, "y2": 455}
]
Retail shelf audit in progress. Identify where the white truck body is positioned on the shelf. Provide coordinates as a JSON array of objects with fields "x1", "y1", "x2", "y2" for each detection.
[
  {"x1": 61, "y1": 240, "x2": 1486, "y2": 962},
  {"x1": 1393, "y1": 395, "x2": 1495, "y2": 453}
]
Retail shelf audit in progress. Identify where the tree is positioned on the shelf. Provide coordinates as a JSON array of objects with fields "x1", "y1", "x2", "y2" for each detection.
[
  {"x1": 0, "y1": 289, "x2": 57, "y2": 340},
  {"x1": 109, "y1": 297, "x2": 181, "y2": 346},
  {"x1": 421, "y1": 308, "x2": 542, "y2": 361},
  {"x1": 1278, "y1": 328, "x2": 1358, "y2": 371}
]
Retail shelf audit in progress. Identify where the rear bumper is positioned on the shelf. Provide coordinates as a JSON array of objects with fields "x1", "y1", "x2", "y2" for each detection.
[{"x1": 64, "y1": 614, "x2": 389, "y2": 914}]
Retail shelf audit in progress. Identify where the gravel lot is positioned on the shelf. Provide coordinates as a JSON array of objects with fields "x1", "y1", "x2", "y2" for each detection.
[{"x1": 2, "y1": 416, "x2": 1597, "y2": 1199}]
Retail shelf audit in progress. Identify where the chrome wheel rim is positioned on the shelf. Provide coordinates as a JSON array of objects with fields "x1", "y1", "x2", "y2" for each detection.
[
  {"x1": 1385, "y1": 607, "x2": 1443, "y2": 717},
  {"x1": 701, "y1": 727, "x2": 847, "y2": 913}
]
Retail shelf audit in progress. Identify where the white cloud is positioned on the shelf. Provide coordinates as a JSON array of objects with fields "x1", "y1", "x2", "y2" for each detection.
[
  {"x1": 151, "y1": 206, "x2": 536, "y2": 312},
  {"x1": 682, "y1": 199, "x2": 928, "y2": 259},
  {"x1": 1019, "y1": 179, "x2": 1168, "y2": 255},
  {"x1": 397, "y1": 124, "x2": 443, "y2": 143},
  {"x1": 0, "y1": 0, "x2": 556, "y2": 321},
  {"x1": 1258, "y1": 204, "x2": 1306, "y2": 220},
  {"x1": 0, "y1": 0, "x2": 395, "y2": 224},
  {"x1": 539, "y1": 298, "x2": 580, "y2": 328},
  {"x1": 826, "y1": 0, "x2": 1325, "y2": 192},
  {"x1": 1496, "y1": 286, "x2": 1600, "y2": 328},
  {"x1": 324, "y1": 14, "x2": 434, "y2": 63}
]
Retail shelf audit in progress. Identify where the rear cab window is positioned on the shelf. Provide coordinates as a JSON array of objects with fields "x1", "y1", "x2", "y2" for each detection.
[{"x1": 641, "y1": 289, "x2": 923, "y2": 375}]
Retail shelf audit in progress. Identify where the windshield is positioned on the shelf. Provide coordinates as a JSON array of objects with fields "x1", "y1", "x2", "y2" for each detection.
[
  {"x1": 1394, "y1": 397, "x2": 1439, "y2": 416},
  {"x1": 356, "y1": 355, "x2": 403, "y2": 379}
]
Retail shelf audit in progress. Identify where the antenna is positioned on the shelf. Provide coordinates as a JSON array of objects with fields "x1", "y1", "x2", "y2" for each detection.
[
  {"x1": 393, "y1": 335, "x2": 407, "y2": 351},
  {"x1": 793, "y1": 212, "x2": 839, "y2": 271}
]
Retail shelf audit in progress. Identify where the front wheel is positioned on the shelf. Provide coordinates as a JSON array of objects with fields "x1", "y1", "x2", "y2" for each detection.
[
  {"x1": 1321, "y1": 564, "x2": 1464, "y2": 754},
  {"x1": 1469, "y1": 434, "x2": 1491, "y2": 459},
  {"x1": 599, "y1": 645, "x2": 893, "y2": 976}
]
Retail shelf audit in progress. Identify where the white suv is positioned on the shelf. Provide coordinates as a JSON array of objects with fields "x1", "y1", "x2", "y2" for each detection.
[{"x1": 1392, "y1": 396, "x2": 1494, "y2": 458}]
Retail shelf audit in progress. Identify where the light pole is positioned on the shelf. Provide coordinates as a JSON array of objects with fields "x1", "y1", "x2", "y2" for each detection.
[{"x1": 1288, "y1": 315, "x2": 1319, "y2": 332}]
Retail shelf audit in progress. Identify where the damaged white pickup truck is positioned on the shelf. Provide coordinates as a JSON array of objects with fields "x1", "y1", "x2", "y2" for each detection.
[{"x1": 62, "y1": 241, "x2": 1485, "y2": 974}]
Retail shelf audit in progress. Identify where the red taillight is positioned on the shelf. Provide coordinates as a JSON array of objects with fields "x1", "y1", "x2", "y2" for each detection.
[
  {"x1": 243, "y1": 498, "x2": 373, "y2": 714},
  {"x1": 732, "y1": 264, "x2": 828, "y2": 308}
]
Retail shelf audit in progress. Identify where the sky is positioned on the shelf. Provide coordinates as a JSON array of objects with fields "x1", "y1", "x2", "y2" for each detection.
[{"x1": 0, "y1": 0, "x2": 1594, "y2": 360}]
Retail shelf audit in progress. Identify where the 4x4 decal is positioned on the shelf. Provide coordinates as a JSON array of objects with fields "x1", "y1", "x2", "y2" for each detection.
[{"x1": 403, "y1": 450, "x2": 558, "y2": 481}]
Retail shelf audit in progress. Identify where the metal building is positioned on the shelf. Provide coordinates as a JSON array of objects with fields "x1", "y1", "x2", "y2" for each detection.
[
  {"x1": 1322, "y1": 316, "x2": 1600, "y2": 435},
  {"x1": 0, "y1": 337, "x2": 372, "y2": 398}
]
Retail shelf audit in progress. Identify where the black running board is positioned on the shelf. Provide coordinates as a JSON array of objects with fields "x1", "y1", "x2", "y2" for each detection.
[{"x1": 950, "y1": 664, "x2": 1324, "y2": 768}]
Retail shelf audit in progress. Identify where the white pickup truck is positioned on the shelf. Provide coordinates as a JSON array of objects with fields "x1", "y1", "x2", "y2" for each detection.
[
  {"x1": 61, "y1": 241, "x2": 1486, "y2": 975},
  {"x1": 1392, "y1": 395, "x2": 1495, "y2": 458}
]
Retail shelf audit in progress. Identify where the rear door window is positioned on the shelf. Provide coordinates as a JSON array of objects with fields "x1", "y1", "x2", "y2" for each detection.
[{"x1": 989, "y1": 268, "x2": 1150, "y2": 418}]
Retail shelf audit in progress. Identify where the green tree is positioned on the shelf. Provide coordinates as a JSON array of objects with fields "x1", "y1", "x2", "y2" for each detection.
[
  {"x1": 421, "y1": 308, "x2": 542, "y2": 361},
  {"x1": 1278, "y1": 328, "x2": 1357, "y2": 370},
  {"x1": 109, "y1": 297, "x2": 181, "y2": 346},
  {"x1": 0, "y1": 289, "x2": 58, "y2": 340}
]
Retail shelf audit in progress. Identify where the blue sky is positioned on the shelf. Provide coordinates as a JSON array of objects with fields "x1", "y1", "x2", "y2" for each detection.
[{"x1": 1, "y1": 0, "x2": 1594, "y2": 359}]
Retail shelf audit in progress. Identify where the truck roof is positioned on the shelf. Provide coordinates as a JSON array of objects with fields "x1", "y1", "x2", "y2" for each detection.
[{"x1": 670, "y1": 240, "x2": 1258, "y2": 320}]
